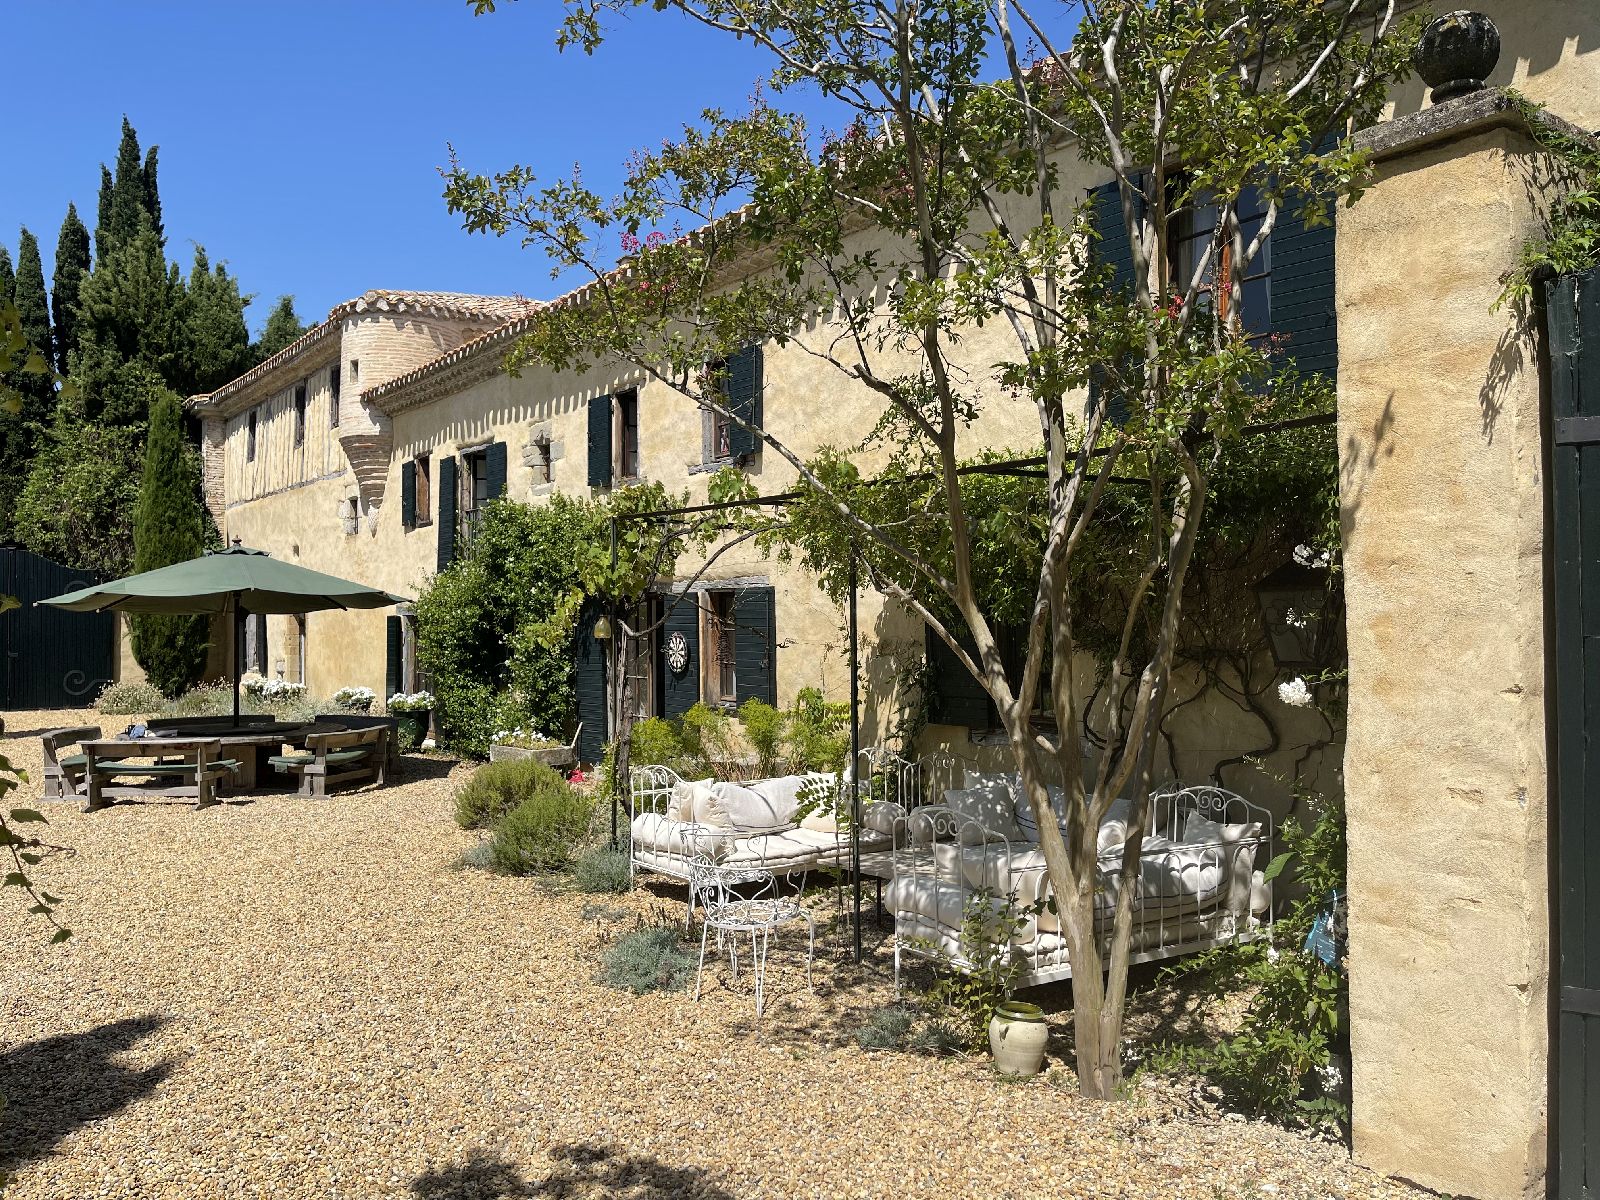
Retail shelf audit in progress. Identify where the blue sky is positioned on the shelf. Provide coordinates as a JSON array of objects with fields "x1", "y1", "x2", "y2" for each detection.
[{"x1": 0, "y1": 1, "x2": 845, "y2": 337}]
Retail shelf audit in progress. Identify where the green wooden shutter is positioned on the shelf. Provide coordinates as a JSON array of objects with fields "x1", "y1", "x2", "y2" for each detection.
[
  {"x1": 660, "y1": 592, "x2": 702, "y2": 717},
  {"x1": 486, "y1": 440, "x2": 508, "y2": 500},
  {"x1": 573, "y1": 600, "x2": 607, "y2": 764},
  {"x1": 401, "y1": 460, "x2": 416, "y2": 530},
  {"x1": 1268, "y1": 195, "x2": 1337, "y2": 383},
  {"x1": 436, "y1": 456, "x2": 458, "y2": 572},
  {"x1": 726, "y1": 345, "x2": 763, "y2": 459},
  {"x1": 1088, "y1": 178, "x2": 1143, "y2": 427},
  {"x1": 733, "y1": 586, "x2": 776, "y2": 706},
  {"x1": 385, "y1": 615, "x2": 403, "y2": 701},
  {"x1": 925, "y1": 622, "x2": 996, "y2": 730},
  {"x1": 588, "y1": 395, "x2": 613, "y2": 488}
]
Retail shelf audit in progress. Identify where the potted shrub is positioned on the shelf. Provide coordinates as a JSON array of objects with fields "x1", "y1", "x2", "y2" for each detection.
[
  {"x1": 387, "y1": 690, "x2": 435, "y2": 751},
  {"x1": 488, "y1": 725, "x2": 578, "y2": 770},
  {"x1": 332, "y1": 685, "x2": 375, "y2": 714}
]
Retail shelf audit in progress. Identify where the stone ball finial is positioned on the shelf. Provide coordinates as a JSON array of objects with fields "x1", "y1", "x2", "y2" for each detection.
[{"x1": 1415, "y1": 11, "x2": 1502, "y2": 105}]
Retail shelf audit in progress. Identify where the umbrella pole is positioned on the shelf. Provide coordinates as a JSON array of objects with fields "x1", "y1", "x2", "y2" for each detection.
[{"x1": 232, "y1": 597, "x2": 243, "y2": 727}]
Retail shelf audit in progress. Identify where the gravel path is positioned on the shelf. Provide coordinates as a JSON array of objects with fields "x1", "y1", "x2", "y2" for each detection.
[{"x1": 0, "y1": 708, "x2": 1426, "y2": 1200}]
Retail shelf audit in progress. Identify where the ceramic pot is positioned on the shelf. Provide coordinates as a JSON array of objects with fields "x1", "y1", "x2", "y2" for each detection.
[
  {"x1": 988, "y1": 1001, "x2": 1049, "y2": 1076},
  {"x1": 394, "y1": 710, "x2": 431, "y2": 751}
]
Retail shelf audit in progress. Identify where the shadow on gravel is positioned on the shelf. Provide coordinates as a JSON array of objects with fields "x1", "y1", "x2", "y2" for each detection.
[
  {"x1": 0, "y1": 1014, "x2": 175, "y2": 1175},
  {"x1": 412, "y1": 1144, "x2": 738, "y2": 1200}
]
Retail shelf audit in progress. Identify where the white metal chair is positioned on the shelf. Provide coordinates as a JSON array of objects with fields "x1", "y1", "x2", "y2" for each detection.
[{"x1": 688, "y1": 856, "x2": 815, "y2": 1017}]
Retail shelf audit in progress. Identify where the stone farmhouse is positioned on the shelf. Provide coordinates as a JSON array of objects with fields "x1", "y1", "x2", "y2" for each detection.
[{"x1": 181, "y1": 3, "x2": 1600, "y2": 1196}]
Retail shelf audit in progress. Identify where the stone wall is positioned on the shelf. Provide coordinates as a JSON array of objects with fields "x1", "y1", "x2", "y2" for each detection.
[{"x1": 1338, "y1": 96, "x2": 1561, "y2": 1199}]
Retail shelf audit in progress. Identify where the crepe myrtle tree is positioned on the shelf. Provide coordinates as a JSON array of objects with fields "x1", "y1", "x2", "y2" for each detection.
[{"x1": 451, "y1": 0, "x2": 1415, "y2": 1096}]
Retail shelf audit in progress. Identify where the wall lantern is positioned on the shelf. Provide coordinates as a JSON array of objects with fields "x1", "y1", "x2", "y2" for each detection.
[
  {"x1": 1251, "y1": 562, "x2": 1329, "y2": 671},
  {"x1": 592, "y1": 614, "x2": 614, "y2": 641}
]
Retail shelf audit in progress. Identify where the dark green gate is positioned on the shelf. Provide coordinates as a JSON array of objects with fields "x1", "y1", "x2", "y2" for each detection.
[
  {"x1": 0, "y1": 548, "x2": 115, "y2": 709},
  {"x1": 1551, "y1": 266, "x2": 1600, "y2": 1198}
]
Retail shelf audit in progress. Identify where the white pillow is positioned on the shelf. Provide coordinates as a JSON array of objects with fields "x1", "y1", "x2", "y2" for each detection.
[
  {"x1": 799, "y1": 810, "x2": 838, "y2": 834},
  {"x1": 943, "y1": 780, "x2": 1022, "y2": 845},
  {"x1": 860, "y1": 803, "x2": 906, "y2": 843},
  {"x1": 667, "y1": 778, "x2": 714, "y2": 822},
  {"x1": 698, "y1": 780, "x2": 791, "y2": 831},
  {"x1": 747, "y1": 773, "x2": 835, "y2": 827},
  {"x1": 1096, "y1": 796, "x2": 1135, "y2": 853},
  {"x1": 1182, "y1": 812, "x2": 1263, "y2": 914},
  {"x1": 1012, "y1": 781, "x2": 1064, "y2": 842}
]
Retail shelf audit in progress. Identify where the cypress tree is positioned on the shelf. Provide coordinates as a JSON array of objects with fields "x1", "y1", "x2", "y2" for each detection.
[
  {"x1": 94, "y1": 165, "x2": 114, "y2": 262},
  {"x1": 255, "y1": 295, "x2": 307, "y2": 360},
  {"x1": 0, "y1": 245, "x2": 13, "y2": 305},
  {"x1": 142, "y1": 146, "x2": 164, "y2": 247},
  {"x1": 129, "y1": 391, "x2": 210, "y2": 695},
  {"x1": 186, "y1": 246, "x2": 252, "y2": 392},
  {"x1": 51, "y1": 204, "x2": 91, "y2": 373},
  {"x1": 108, "y1": 117, "x2": 147, "y2": 250},
  {"x1": 74, "y1": 228, "x2": 191, "y2": 394},
  {"x1": 14, "y1": 229, "x2": 54, "y2": 376}
]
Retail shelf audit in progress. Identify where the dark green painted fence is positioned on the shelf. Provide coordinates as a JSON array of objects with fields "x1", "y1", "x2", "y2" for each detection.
[
  {"x1": 1, "y1": 548, "x2": 115, "y2": 709},
  {"x1": 1551, "y1": 265, "x2": 1600, "y2": 1198}
]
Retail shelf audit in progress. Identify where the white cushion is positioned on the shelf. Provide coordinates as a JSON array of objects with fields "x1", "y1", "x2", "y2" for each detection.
[
  {"x1": 668, "y1": 777, "x2": 714, "y2": 822},
  {"x1": 1182, "y1": 812, "x2": 1263, "y2": 914},
  {"x1": 861, "y1": 803, "x2": 906, "y2": 843},
  {"x1": 943, "y1": 779, "x2": 1022, "y2": 844},
  {"x1": 723, "y1": 827, "x2": 836, "y2": 870},
  {"x1": 799, "y1": 810, "x2": 838, "y2": 833},
  {"x1": 630, "y1": 812, "x2": 735, "y2": 860},
  {"x1": 697, "y1": 781, "x2": 788, "y2": 831},
  {"x1": 1095, "y1": 796, "x2": 1135, "y2": 853},
  {"x1": 749, "y1": 773, "x2": 836, "y2": 826}
]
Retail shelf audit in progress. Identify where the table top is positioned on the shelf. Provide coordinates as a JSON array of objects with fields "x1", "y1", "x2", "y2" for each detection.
[{"x1": 114, "y1": 722, "x2": 317, "y2": 746}]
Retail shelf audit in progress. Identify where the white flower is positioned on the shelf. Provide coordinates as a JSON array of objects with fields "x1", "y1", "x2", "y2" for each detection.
[
  {"x1": 1318, "y1": 1063, "x2": 1343, "y2": 1090},
  {"x1": 1277, "y1": 677, "x2": 1313, "y2": 708},
  {"x1": 1266, "y1": 945, "x2": 1281, "y2": 964},
  {"x1": 1293, "y1": 544, "x2": 1333, "y2": 569},
  {"x1": 1283, "y1": 607, "x2": 1311, "y2": 631}
]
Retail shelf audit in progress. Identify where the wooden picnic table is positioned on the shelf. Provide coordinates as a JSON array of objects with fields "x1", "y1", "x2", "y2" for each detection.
[{"x1": 119, "y1": 722, "x2": 320, "y2": 789}]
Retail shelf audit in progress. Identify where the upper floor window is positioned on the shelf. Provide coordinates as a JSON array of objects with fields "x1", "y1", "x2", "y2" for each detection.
[
  {"x1": 247, "y1": 409, "x2": 258, "y2": 462},
  {"x1": 616, "y1": 388, "x2": 640, "y2": 481},
  {"x1": 1171, "y1": 185, "x2": 1271, "y2": 340},
  {"x1": 705, "y1": 360, "x2": 734, "y2": 462},
  {"x1": 349, "y1": 359, "x2": 360, "y2": 384},
  {"x1": 293, "y1": 384, "x2": 307, "y2": 447},
  {"x1": 329, "y1": 366, "x2": 341, "y2": 428},
  {"x1": 414, "y1": 455, "x2": 432, "y2": 527},
  {"x1": 460, "y1": 446, "x2": 491, "y2": 542}
]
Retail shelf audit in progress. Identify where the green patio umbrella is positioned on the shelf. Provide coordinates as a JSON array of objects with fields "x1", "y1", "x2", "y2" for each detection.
[{"x1": 38, "y1": 541, "x2": 408, "y2": 723}]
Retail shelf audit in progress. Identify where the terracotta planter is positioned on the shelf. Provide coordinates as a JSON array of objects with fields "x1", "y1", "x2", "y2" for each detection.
[
  {"x1": 989, "y1": 1001, "x2": 1048, "y2": 1077},
  {"x1": 394, "y1": 710, "x2": 431, "y2": 751},
  {"x1": 488, "y1": 743, "x2": 576, "y2": 769}
]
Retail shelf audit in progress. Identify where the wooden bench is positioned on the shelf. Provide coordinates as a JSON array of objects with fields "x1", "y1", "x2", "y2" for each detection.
[
  {"x1": 41, "y1": 726, "x2": 101, "y2": 800},
  {"x1": 313, "y1": 714, "x2": 401, "y2": 772},
  {"x1": 80, "y1": 738, "x2": 241, "y2": 811},
  {"x1": 268, "y1": 727, "x2": 389, "y2": 797}
]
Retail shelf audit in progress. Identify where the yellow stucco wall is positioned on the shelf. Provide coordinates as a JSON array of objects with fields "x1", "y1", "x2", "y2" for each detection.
[{"x1": 1338, "y1": 115, "x2": 1555, "y2": 1199}]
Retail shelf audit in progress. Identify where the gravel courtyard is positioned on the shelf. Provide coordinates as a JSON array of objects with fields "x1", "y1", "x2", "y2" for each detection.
[{"x1": 0, "y1": 708, "x2": 1425, "y2": 1200}]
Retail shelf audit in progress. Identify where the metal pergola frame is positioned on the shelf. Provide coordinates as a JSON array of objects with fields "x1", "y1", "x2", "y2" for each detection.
[{"x1": 603, "y1": 410, "x2": 1336, "y2": 961}]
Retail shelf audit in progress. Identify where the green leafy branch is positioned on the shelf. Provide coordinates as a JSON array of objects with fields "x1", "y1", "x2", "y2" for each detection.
[{"x1": 0, "y1": 754, "x2": 73, "y2": 943}]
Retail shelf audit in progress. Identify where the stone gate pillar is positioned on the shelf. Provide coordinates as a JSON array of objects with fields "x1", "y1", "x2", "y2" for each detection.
[{"x1": 1338, "y1": 91, "x2": 1579, "y2": 1198}]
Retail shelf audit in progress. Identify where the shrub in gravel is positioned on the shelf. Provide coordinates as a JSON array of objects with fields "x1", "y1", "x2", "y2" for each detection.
[
  {"x1": 856, "y1": 1006, "x2": 915, "y2": 1050},
  {"x1": 602, "y1": 925, "x2": 694, "y2": 995},
  {"x1": 95, "y1": 679, "x2": 165, "y2": 715},
  {"x1": 488, "y1": 782, "x2": 595, "y2": 874},
  {"x1": 909, "y1": 1020, "x2": 968, "y2": 1057},
  {"x1": 572, "y1": 845, "x2": 631, "y2": 894},
  {"x1": 458, "y1": 841, "x2": 496, "y2": 872},
  {"x1": 454, "y1": 757, "x2": 567, "y2": 830}
]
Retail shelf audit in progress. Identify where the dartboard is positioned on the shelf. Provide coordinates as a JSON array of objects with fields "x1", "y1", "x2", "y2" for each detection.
[{"x1": 666, "y1": 631, "x2": 690, "y2": 674}]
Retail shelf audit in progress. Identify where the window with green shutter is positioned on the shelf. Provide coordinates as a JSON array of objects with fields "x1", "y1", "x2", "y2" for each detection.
[{"x1": 588, "y1": 394, "x2": 614, "y2": 488}]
